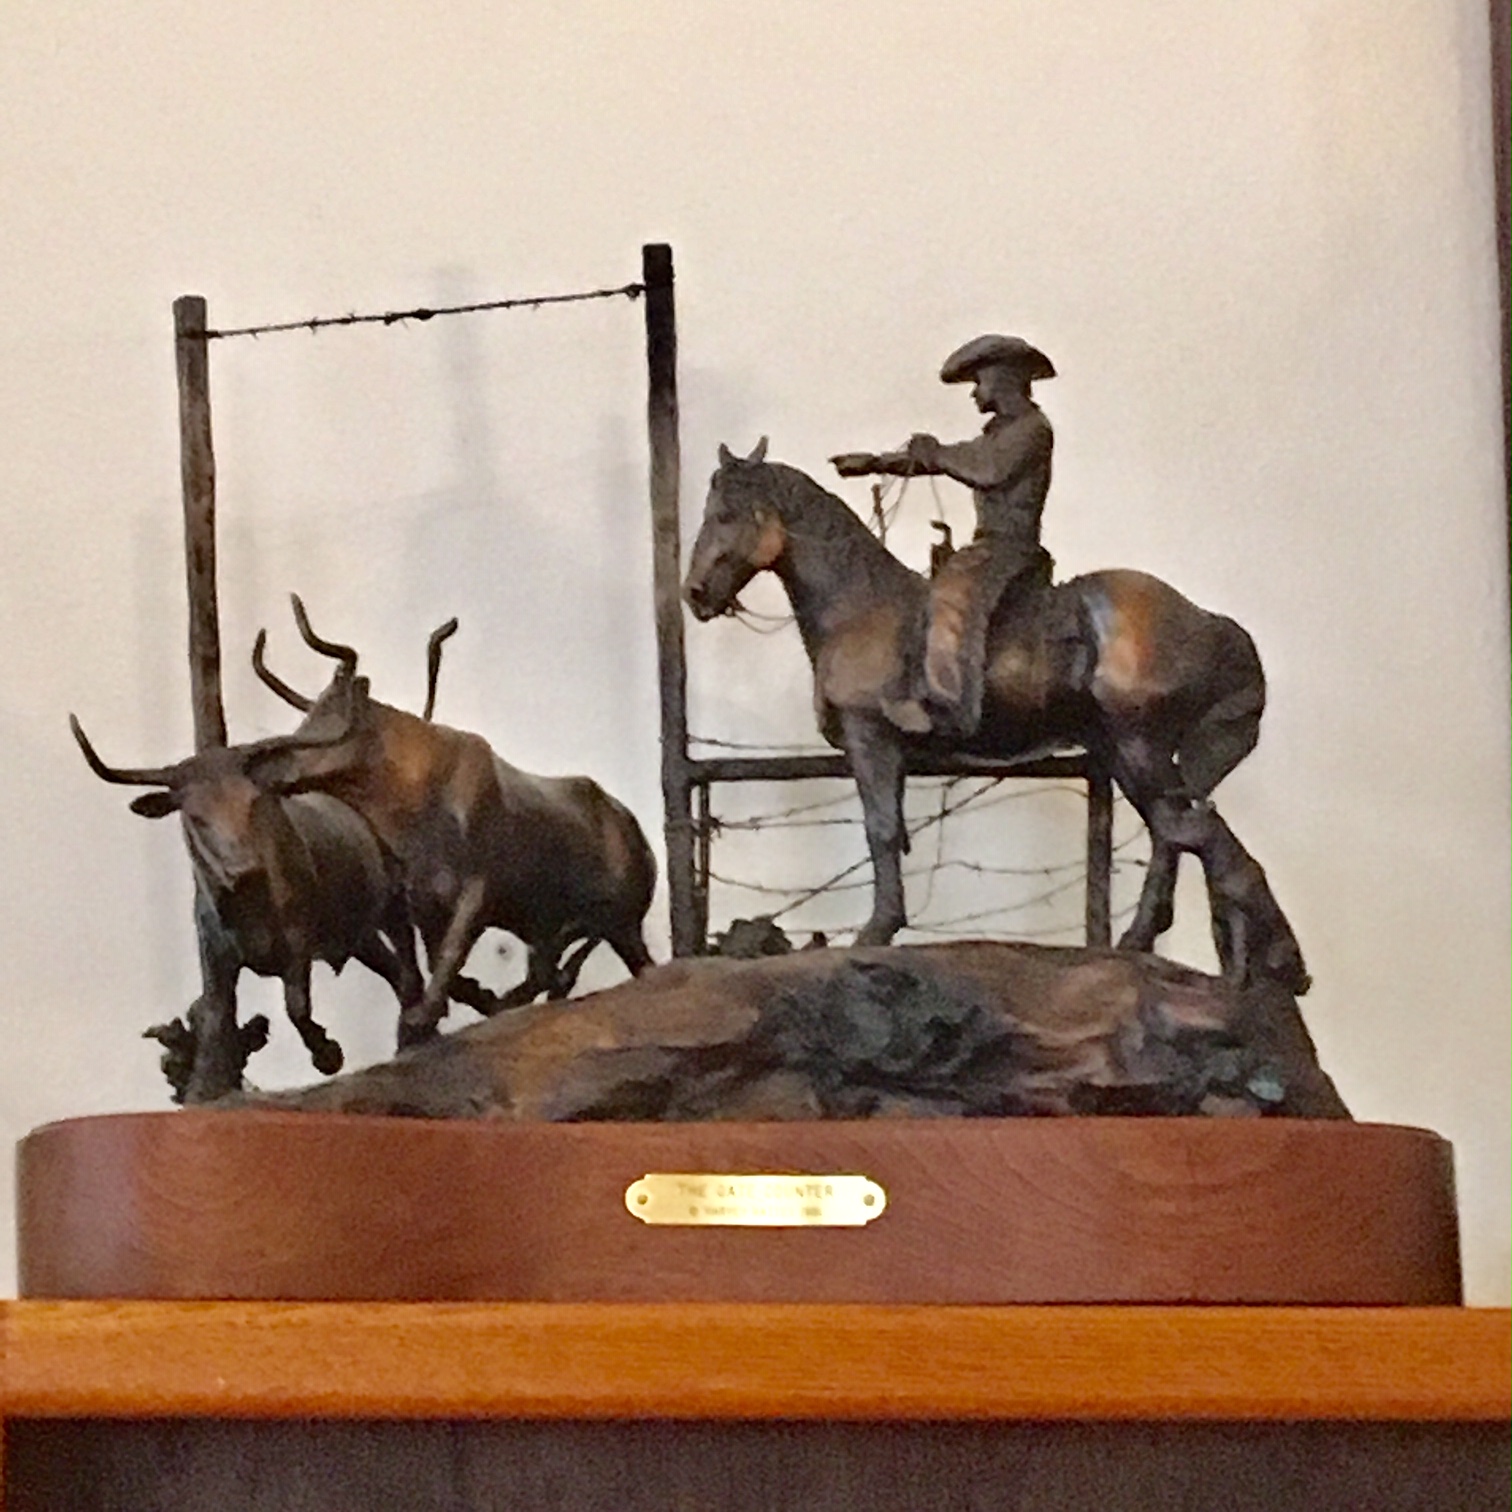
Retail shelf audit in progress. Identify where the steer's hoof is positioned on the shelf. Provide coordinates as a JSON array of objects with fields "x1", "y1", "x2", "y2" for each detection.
[{"x1": 312, "y1": 1040, "x2": 345, "y2": 1076}]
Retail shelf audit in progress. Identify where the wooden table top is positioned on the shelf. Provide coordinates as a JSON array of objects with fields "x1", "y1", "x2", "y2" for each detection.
[{"x1": 2, "y1": 1301, "x2": 1507, "y2": 1423}]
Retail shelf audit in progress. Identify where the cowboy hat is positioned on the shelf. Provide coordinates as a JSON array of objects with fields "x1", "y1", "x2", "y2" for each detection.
[{"x1": 939, "y1": 334, "x2": 1056, "y2": 383}]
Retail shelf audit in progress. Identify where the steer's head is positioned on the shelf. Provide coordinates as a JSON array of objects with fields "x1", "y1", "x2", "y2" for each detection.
[
  {"x1": 683, "y1": 438, "x2": 787, "y2": 621},
  {"x1": 69, "y1": 680, "x2": 360, "y2": 893}
]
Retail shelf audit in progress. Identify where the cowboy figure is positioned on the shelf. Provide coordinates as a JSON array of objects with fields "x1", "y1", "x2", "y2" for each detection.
[{"x1": 832, "y1": 334, "x2": 1056, "y2": 736}]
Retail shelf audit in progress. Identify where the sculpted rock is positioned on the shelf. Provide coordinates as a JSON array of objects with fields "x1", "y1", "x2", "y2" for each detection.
[{"x1": 241, "y1": 942, "x2": 1348, "y2": 1121}]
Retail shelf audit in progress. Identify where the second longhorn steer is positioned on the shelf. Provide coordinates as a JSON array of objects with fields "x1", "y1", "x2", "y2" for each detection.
[
  {"x1": 70, "y1": 693, "x2": 423, "y2": 1103},
  {"x1": 253, "y1": 597, "x2": 657, "y2": 1047}
]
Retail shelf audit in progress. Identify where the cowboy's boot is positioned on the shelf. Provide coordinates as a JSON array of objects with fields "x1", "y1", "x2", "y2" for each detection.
[
  {"x1": 879, "y1": 601, "x2": 935, "y2": 735},
  {"x1": 880, "y1": 695, "x2": 933, "y2": 734},
  {"x1": 923, "y1": 578, "x2": 973, "y2": 729}
]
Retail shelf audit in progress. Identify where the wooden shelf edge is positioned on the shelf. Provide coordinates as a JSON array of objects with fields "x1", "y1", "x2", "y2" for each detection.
[{"x1": 3, "y1": 1302, "x2": 1507, "y2": 1424}]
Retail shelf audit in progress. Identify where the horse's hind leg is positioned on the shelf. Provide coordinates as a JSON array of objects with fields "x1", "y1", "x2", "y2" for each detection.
[
  {"x1": 1178, "y1": 807, "x2": 1310, "y2": 995},
  {"x1": 1108, "y1": 736, "x2": 1183, "y2": 955},
  {"x1": 1175, "y1": 681, "x2": 1263, "y2": 800},
  {"x1": 1165, "y1": 681, "x2": 1308, "y2": 990}
]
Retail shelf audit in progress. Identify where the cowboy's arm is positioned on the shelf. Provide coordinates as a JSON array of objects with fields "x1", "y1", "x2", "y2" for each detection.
[
  {"x1": 831, "y1": 437, "x2": 981, "y2": 477},
  {"x1": 918, "y1": 416, "x2": 1052, "y2": 489},
  {"x1": 833, "y1": 415, "x2": 1050, "y2": 484},
  {"x1": 831, "y1": 448, "x2": 923, "y2": 477}
]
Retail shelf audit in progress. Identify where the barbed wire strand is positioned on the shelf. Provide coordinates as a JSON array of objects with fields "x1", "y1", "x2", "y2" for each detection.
[
  {"x1": 911, "y1": 776, "x2": 954, "y2": 916},
  {"x1": 689, "y1": 734, "x2": 835, "y2": 755},
  {"x1": 712, "y1": 776, "x2": 1103, "y2": 834},
  {"x1": 759, "y1": 773, "x2": 1049, "y2": 919},
  {"x1": 905, "y1": 901, "x2": 1140, "y2": 941},
  {"x1": 204, "y1": 282, "x2": 644, "y2": 341},
  {"x1": 708, "y1": 847, "x2": 1144, "y2": 900},
  {"x1": 752, "y1": 895, "x2": 1140, "y2": 947}
]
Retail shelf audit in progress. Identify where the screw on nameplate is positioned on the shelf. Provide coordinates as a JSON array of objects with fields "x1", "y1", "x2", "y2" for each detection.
[{"x1": 624, "y1": 1173, "x2": 888, "y2": 1227}]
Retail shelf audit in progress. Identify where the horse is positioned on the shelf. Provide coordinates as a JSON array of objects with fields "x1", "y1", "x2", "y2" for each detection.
[{"x1": 682, "y1": 440, "x2": 1308, "y2": 995}]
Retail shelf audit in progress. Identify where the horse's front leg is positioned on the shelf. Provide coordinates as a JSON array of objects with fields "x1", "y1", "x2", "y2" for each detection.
[{"x1": 842, "y1": 712, "x2": 908, "y2": 946}]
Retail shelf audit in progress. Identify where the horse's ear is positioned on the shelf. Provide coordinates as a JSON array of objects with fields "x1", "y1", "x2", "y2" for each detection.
[
  {"x1": 717, "y1": 442, "x2": 735, "y2": 467},
  {"x1": 748, "y1": 437, "x2": 768, "y2": 463}
]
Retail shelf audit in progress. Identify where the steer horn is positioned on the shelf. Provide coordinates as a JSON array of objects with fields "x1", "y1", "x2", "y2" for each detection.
[
  {"x1": 68, "y1": 716, "x2": 181, "y2": 788},
  {"x1": 251, "y1": 629, "x2": 315, "y2": 712},
  {"x1": 290, "y1": 594, "x2": 358, "y2": 675},
  {"x1": 424, "y1": 617, "x2": 459, "y2": 721}
]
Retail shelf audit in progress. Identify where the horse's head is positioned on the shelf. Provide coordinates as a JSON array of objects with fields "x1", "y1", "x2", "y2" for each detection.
[{"x1": 683, "y1": 438, "x2": 788, "y2": 621}]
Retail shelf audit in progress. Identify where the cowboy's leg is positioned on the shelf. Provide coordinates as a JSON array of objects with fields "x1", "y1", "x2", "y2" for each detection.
[
  {"x1": 874, "y1": 594, "x2": 933, "y2": 735},
  {"x1": 924, "y1": 543, "x2": 1018, "y2": 732}
]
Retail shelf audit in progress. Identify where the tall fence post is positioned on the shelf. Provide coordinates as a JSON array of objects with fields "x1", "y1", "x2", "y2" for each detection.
[
  {"x1": 1492, "y1": 0, "x2": 1509, "y2": 557},
  {"x1": 1085, "y1": 764, "x2": 1114, "y2": 947},
  {"x1": 643, "y1": 244, "x2": 698, "y2": 955},
  {"x1": 174, "y1": 295, "x2": 226, "y2": 751}
]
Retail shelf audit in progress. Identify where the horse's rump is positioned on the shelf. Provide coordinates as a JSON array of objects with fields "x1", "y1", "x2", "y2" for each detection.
[{"x1": 979, "y1": 569, "x2": 1262, "y2": 741}]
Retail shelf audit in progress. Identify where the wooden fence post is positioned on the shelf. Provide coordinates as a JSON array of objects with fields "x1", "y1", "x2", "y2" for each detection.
[
  {"x1": 643, "y1": 245, "x2": 699, "y2": 955},
  {"x1": 1085, "y1": 764, "x2": 1114, "y2": 947},
  {"x1": 174, "y1": 295, "x2": 226, "y2": 751}
]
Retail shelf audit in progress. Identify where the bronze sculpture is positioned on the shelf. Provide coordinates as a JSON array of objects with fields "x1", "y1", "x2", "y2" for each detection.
[
  {"x1": 832, "y1": 334, "x2": 1057, "y2": 738},
  {"x1": 251, "y1": 597, "x2": 659, "y2": 1047},
  {"x1": 683, "y1": 441, "x2": 1307, "y2": 995},
  {"x1": 69, "y1": 679, "x2": 424, "y2": 1103}
]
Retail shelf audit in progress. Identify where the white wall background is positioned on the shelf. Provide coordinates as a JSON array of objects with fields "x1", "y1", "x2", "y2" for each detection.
[{"x1": 0, "y1": 1, "x2": 1506, "y2": 1302}]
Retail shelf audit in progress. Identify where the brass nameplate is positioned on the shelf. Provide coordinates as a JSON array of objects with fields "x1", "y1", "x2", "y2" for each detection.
[{"x1": 625, "y1": 1173, "x2": 887, "y2": 1227}]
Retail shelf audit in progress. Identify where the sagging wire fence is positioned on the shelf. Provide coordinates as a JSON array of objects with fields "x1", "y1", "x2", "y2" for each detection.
[
  {"x1": 688, "y1": 737, "x2": 1146, "y2": 946},
  {"x1": 186, "y1": 255, "x2": 1118, "y2": 955},
  {"x1": 202, "y1": 283, "x2": 644, "y2": 341}
]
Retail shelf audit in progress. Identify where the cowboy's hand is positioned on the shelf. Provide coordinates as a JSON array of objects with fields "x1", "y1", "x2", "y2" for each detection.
[
  {"x1": 830, "y1": 452, "x2": 878, "y2": 476},
  {"x1": 905, "y1": 433, "x2": 942, "y2": 469}
]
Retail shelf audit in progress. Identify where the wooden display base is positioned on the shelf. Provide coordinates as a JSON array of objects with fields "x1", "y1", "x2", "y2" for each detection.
[{"x1": 16, "y1": 1113, "x2": 1460, "y2": 1305}]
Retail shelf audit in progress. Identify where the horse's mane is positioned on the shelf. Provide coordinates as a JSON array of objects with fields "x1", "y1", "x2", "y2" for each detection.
[{"x1": 759, "y1": 461, "x2": 920, "y2": 598}]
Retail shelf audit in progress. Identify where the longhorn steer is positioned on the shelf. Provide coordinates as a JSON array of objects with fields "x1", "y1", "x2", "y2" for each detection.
[
  {"x1": 70, "y1": 690, "x2": 423, "y2": 1103},
  {"x1": 253, "y1": 598, "x2": 657, "y2": 1045}
]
